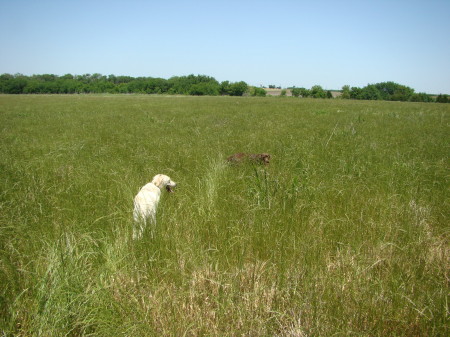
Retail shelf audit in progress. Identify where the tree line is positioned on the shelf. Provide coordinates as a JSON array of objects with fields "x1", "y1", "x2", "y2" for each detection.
[
  {"x1": 291, "y1": 82, "x2": 448, "y2": 103},
  {"x1": 340, "y1": 82, "x2": 445, "y2": 103},
  {"x1": 0, "y1": 73, "x2": 249, "y2": 96},
  {"x1": 0, "y1": 73, "x2": 448, "y2": 103}
]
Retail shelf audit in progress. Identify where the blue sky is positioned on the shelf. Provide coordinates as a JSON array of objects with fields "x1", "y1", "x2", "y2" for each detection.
[{"x1": 1, "y1": 0, "x2": 449, "y2": 94}]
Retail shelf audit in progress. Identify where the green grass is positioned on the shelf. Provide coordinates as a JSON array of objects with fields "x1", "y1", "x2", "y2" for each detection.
[{"x1": 0, "y1": 94, "x2": 448, "y2": 336}]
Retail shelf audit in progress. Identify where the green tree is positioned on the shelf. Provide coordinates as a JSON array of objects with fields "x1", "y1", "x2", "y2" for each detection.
[
  {"x1": 310, "y1": 85, "x2": 326, "y2": 98},
  {"x1": 5, "y1": 74, "x2": 27, "y2": 94},
  {"x1": 61, "y1": 73, "x2": 74, "y2": 80},
  {"x1": 250, "y1": 87, "x2": 266, "y2": 97},
  {"x1": 168, "y1": 74, "x2": 219, "y2": 95},
  {"x1": 228, "y1": 81, "x2": 248, "y2": 96},
  {"x1": 341, "y1": 85, "x2": 351, "y2": 99},
  {"x1": 360, "y1": 84, "x2": 382, "y2": 100},
  {"x1": 219, "y1": 81, "x2": 230, "y2": 95},
  {"x1": 291, "y1": 88, "x2": 301, "y2": 97},
  {"x1": 299, "y1": 88, "x2": 310, "y2": 98},
  {"x1": 350, "y1": 87, "x2": 362, "y2": 99},
  {"x1": 189, "y1": 82, "x2": 219, "y2": 96},
  {"x1": 436, "y1": 94, "x2": 449, "y2": 103},
  {"x1": 145, "y1": 78, "x2": 169, "y2": 94},
  {"x1": 374, "y1": 81, "x2": 414, "y2": 101},
  {"x1": 409, "y1": 92, "x2": 433, "y2": 102},
  {"x1": 0, "y1": 73, "x2": 14, "y2": 92}
]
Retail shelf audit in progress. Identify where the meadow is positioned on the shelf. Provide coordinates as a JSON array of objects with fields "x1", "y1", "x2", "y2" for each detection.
[{"x1": 0, "y1": 94, "x2": 448, "y2": 336}]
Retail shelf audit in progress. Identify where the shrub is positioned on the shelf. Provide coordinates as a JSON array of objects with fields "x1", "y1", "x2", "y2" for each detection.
[
  {"x1": 228, "y1": 81, "x2": 248, "y2": 96},
  {"x1": 436, "y1": 94, "x2": 449, "y2": 103},
  {"x1": 291, "y1": 88, "x2": 301, "y2": 97},
  {"x1": 341, "y1": 85, "x2": 351, "y2": 99},
  {"x1": 299, "y1": 88, "x2": 310, "y2": 98},
  {"x1": 410, "y1": 92, "x2": 434, "y2": 102},
  {"x1": 188, "y1": 82, "x2": 220, "y2": 96},
  {"x1": 310, "y1": 85, "x2": 326, "y2": 98},
  {"x1": 250, "y1": 87, "x2": 266, "y2": 97}
]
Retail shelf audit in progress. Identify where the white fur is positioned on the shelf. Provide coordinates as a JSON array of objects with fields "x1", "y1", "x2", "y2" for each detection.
[{"x1": 133, "y1": 174, "x2": 177, "y2": 239}]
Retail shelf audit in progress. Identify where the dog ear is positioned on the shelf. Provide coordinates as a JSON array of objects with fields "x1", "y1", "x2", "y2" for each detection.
[
  {"x1": 160, "y1": 175, "x2": 172, "y2": 187},
  {"x1": 152, "y1": 174, "x2": 163, "y2": 187}
]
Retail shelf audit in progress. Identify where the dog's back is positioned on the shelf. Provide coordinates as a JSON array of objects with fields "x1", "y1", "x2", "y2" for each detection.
[
  {"x1": 227, "y1": 153, "x2": 271, "y2": 165},
  {"x1": 226, "y1": 152, "x2": 247, "y2": 164},
  {"x1": 132, "y1": 183, "x2": 161, "y2": 239},
  {"x1": 133, "y1": 183, "x2": 161, "y2": 219}
]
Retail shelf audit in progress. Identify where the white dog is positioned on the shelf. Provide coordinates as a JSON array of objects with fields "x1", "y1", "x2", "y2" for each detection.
[{"x1": 133, "y1": 174, "x2": 177, "y2": 239}]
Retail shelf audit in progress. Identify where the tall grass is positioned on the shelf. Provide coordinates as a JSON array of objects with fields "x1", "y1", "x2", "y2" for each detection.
[{"x1": 1, "y1": 95, "x2": 448, "y2": 336}]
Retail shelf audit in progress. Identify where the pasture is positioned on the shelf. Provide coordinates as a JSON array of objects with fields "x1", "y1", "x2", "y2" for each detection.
[{"x1": 0, "y1": 95, "x2": 448, "y2": 336}]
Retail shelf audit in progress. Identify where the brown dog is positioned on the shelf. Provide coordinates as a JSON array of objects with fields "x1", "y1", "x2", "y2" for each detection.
[{"x1": 227, "y1": 153, "x2": 271, "y2": 165}]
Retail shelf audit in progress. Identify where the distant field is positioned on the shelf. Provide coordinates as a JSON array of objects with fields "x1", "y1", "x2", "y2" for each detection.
[{"x1": 0, "y1": 95, "x2": 448, "y2": 336}]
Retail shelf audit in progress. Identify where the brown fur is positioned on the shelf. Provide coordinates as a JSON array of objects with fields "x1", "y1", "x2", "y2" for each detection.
[{"x1": 226, "y1": 153, "x2": 271, "y2": 165}]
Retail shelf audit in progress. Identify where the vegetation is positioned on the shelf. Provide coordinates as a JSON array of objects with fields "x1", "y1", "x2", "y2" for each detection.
[
  {"x1": 345, "y1": 81, "x2": 439, "y2": 103},
  {"x1": 436, "y1": 94, "x2": 449, "y2": 103},
  {"x1": 310, "y1": 85, "x2": 327, "y2": 99},
  {"x1": 1, "y1": 95, "x2": 448, "y2": 336},
  {"x1": 268, "y1": 84, "x2": 281, "y2": 89},
  {"x1": 290, "y1": 87, "x2": 311, "y2": 98},
  {"x1": 249, "y1": 87, "x2": 267, "y2": 97},
  {"x1": 291, "y1": 87, "x2": 301, "y2": 97},
  {"x1": 0, "y1": 73, "x2": 247, "y2": 96},
  {"x1": 1, "y1": 73, "x2": 446, "y2": 103},
  {"x1": 341, "y1": 85, "x2": 351, "y2": 99}
]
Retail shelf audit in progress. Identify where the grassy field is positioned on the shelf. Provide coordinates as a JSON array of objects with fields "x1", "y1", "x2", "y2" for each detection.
[{"x1": 0, "y1": 95, "x2": 448, "y2": 336}]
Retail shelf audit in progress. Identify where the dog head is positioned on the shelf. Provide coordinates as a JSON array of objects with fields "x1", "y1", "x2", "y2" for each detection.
[
  {"x1": 152, "y1": 174, "x2": 177, "y2": 193},
  {"x1": 258, "y1": 153, "x2": 271, "y2": 165}
]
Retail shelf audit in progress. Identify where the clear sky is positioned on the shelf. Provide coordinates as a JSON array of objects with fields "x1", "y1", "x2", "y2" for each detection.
[{"x1": 1, "y1": 0, "x2": 449, "y2": 94}]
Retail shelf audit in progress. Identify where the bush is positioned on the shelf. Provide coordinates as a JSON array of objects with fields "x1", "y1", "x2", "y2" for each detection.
[
  {"x1": 4, "y1": 76, "x2": 27, "y2": 94},
  {"x1": 291, "y1": 88, "x2": 301, "y2": 97},
  {"x1": 341, "y1": 85, "x2": 351, "y2": 99},
  {"x1": 219, "y1": 81, "x2": 230, "y2": 95},
  {"x1": 228, "y1": 81, "x2": 248, "y2": 96},
  {"x1": 310, "y1": 85, "x2": 326, "y2": 98},
  {"x1": 250, "y1": 87, "x2": 266, "y2": 97},
  {"x1": 410, "y1": 92, "x2": 434, "y2": 103},
  {"x1": 188, "y1": 82, "x2": 219, "y2": 96},
  {"x1": 436, "y1": 94, "x2": 449, "y2": 103},
  {"x1": 299, "y1": 88, "x2": 310, "y2": 98},
  {"x1": 360, "y1": 85, "x2": 382, "y2": 100}
]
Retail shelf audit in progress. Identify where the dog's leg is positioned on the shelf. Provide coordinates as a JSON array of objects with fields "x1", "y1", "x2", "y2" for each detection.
[
  {"x1": 132, "y1": 203, "x2": 147, "y2": 240},
  {"x1": 132, "y1": 218, "x2": 144, "y2": 240},
  {"x1": 148, "y1": 211, "x2": 156, "y2": 239}
]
